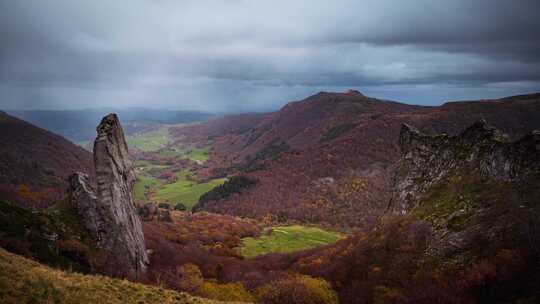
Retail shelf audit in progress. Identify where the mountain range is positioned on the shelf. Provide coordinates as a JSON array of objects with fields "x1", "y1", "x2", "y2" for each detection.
[
  {"x1": 0, "y1": 91, "x2": 539, "y2": 303},
  {"x1": 177, "y1": 91, "x2": 540, "y2": 229}
]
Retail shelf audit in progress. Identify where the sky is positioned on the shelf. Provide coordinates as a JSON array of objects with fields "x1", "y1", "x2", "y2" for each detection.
[{"x1": 1, "y1": 0, "x2": 540, "y2": 112}]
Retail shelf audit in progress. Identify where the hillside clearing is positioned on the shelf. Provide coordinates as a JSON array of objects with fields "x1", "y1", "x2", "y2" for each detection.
[
  {"x1": 239, "y1": 225, "x2": 344, "y2": 258},
  {"x1": 154, "y1": 171, "x2": 226, "y2": 210}
]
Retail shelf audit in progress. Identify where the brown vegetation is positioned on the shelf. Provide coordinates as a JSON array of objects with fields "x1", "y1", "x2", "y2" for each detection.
[
  {"x1": 0, "y1": 111, "x2": 94, "y2": 208},
  {"x1": 181, "y1": 92, "x2": 540, "y2": 229}
]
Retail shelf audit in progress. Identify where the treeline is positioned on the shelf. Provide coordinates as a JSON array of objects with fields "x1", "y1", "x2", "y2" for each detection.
[{"x1": 193, "y1": 176, "x2": 257, "y2": 212}]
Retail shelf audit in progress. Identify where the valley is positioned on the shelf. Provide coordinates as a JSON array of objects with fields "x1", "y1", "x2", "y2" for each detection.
[
  {"x1": 127, "y1": 124, "x2": 225, "y2": 209},
  {"x1": 127, "y1": 123, "x2": 344, "y2": 253},
  {"x1": 1, "y1": 92, "x2": 540, "y2": 303},
  {"x1": 3, "y1": 2, "x2": 540, "y2": 303}
]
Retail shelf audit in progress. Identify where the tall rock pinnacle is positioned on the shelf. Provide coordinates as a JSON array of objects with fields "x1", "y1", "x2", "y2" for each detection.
[{"x1": 70, "y1": 114, "x2": 148, "y2": 278}]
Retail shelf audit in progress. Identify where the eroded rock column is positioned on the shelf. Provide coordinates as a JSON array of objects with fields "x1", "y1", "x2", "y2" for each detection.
[{"x1": 70, "y1": 113, "x2": 148, "y2": 278}]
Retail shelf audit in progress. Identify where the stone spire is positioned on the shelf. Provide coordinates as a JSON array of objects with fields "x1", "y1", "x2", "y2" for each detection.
[{"x1": 70, "y1": 113, "x2": 148, "y2": 278}]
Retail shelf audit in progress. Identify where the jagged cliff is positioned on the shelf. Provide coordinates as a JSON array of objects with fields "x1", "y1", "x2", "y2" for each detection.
[
  {"x1": 394, "y1": 119, "x2": 540, "y2": 212},
  {"x1": 69, "y1": 114, "x2": 148, "y2": 278},
  {"x1": 392, "y1": 120, "x2": 540, "y2": 257}
]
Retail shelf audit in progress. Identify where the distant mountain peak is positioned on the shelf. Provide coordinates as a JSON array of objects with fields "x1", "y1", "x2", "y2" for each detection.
[
  {"x1": 344, "y1": 89, "x2": 365, "y2": 96},
  {"x1": 313, "y1": 89, "x2": 366, "y2": 98}
]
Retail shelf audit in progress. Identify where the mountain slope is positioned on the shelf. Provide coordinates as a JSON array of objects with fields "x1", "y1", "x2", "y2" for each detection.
[
  {"x1": 216, "y1": 121, "x2": 540, "y2": 304},
  {"x1": 0, "y1": 247, "x2": 227, "y2": 304},
  {"x1": 393, "y1": 120, "x2": 540, "y2": 258},
  {"x1": 0, "y1": 111, "x2": 94, "y2": 207},
  {"x1": 187, "y1": 92, "x2": 540, "y2": 229}
]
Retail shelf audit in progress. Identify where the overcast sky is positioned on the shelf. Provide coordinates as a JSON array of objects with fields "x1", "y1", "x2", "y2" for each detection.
[{"x1": 1, "y1": 0, "x2": 539, "y2": 112}]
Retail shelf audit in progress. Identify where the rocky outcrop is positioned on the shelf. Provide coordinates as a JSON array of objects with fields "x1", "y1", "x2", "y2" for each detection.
[
  {"x1": 68, "y1": 173, "x2": 101, "y2": 239},
  {"x1": 69, "y1": 114, "x2": 148, "y2": 278},
  {"x1": 139, "y1": 203, "x2": 172, "y2": 222},
  {"x1": 390, "y1": 120, "x2": 540, "y2": 259},
  {"x1": 393, "y1": 119, "x2": 540, "y2": 213}
]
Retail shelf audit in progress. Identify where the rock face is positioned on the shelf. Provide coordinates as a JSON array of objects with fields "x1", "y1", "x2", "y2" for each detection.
[
  {"x1": 139, "y1": 203, "x2": 172, "y2": 222},
  {"x1": 68, "y1": 173, "x2": 101, "y2": 238},
  {"x1": 391, "y1": 120, "x2": 540, "y2": 258},
  {"x1": 393, "y1": 119, "x2": 540, "y2": 213},
  {"x1": 69, "y1": 114, "x2": 148, "y2": 278}
]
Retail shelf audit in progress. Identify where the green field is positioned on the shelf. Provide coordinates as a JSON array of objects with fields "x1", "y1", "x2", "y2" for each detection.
[
  {"x1": 130, "y1": 124, "x2": 217, "y2": 208},
  {"x1": 133, "y1": 175, "x2": 160, "y2": 201},
  {"x1": 127, "y1": 124, "x2": 212, "y2": 163},
  {"x1": 134, "y1": 170, "x2": 226, "y2": 210},
  {"x1": 239, "y1": 225, "x2": 344, "y2": 258},
  {"x1": 127, "y1": 126, "x2": 171, "y2": 151},
  {"x1": 154, "y1": 171, "x2": 226, "y2": 210},
  {"x1": 184, "y1": 147, "x2": 211, "y2": 162},
  {"x1": 158, "y1": 146, "x2": 211, "y2": 162}
]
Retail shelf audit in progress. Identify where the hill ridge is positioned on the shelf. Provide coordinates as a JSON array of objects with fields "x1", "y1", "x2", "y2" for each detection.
[{"x1": 0, "y1": 111, "x2": 94, "y2": 207}]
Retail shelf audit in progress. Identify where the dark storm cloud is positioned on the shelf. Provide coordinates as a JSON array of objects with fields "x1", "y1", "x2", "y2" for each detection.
[{"x1": 0, "y1": 0, "x2": 539, "y2": 111}]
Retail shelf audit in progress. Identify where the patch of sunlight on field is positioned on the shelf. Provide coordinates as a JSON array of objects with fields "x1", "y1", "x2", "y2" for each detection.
[{"x1": 239, "y1": 225, "x2": 344, "y2": 258}]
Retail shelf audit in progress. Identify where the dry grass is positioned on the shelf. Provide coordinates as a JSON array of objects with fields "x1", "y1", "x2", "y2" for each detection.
[{"x1": 0, "y1": 247, "x2": 240, "y2": 304}]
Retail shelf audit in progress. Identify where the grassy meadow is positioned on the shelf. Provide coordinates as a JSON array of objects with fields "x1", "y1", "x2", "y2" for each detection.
[
  {"x1": 134, "y1": 169, "x2": 226, "y2": 210},
  {"x1": 239, "y1": 225, "x2": 344, "y2": 258},
  {"x1": 127, "y1": 124, "x2": 211, "y2": 163},
  {"x1": 158, "y1": 146, "x2": 211, "y2": 162},
  {"x1": 154, "y1": 171, "x2": 226, "y2": 209},
  {"x1": 127, "y1": 126, "x2": 172, "y2": 151}
]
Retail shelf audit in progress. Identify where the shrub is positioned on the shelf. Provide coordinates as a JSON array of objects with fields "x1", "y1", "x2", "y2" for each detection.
[
  {"x1": 174, "y1": 203, "x2": 187, "y2": 211},
  {"x1": 277, "y1": 211, "x2": 288, "y2": 223},
  {"x1": 255, "y1": 274, "x2": 338, "y2": 304},
  {"x1": 177, "y1": 263, "x2": 204, "y2": 292},
  {"x1": 200, "y1": 281, "x2": 254, "y2": 302},
  {"x1": 158, "y1": 202, "x2": 171, "y2": 210},
  {"x1": 0, "y1": 200, "x2": 94, "y2": 273},
  {"x1": 320, "y1": 123, "x2": 357, "y2": 142}
]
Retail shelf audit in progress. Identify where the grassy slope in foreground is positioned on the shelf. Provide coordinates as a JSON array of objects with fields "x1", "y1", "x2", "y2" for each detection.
[
  {"x1": 0, "y1": 247, "x2": 229, "y2": 304},
  {"x1": 239, "y1": 225, "x2": 344, "y2": 258}
]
